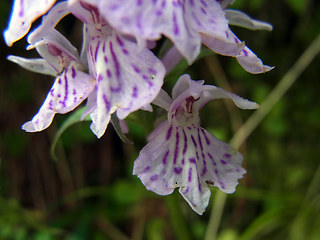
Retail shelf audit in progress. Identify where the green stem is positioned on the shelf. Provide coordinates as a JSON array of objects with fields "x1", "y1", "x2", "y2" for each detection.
[
  {"x1": 204, "y1": 34, "x2": 320, "y2": 240},
  {"x1": 165, "y1": 193, "x2": 192, "y2": 240},
  {"x1": 204, "y1": 190, "x2": 227, "y2": 240}
]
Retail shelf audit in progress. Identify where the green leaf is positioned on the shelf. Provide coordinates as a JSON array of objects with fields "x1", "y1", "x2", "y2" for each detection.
[{"x1": 50, "y1": 107, "x2": 90, "y2": 161}]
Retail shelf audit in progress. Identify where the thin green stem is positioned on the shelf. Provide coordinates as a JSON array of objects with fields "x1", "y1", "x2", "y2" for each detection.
[
  {"x1": 230, "y1": 34, "x2": 320, "y2": 150},
  {"x1": 204, "y1": 34, "x2": 320, "y2": 240},
  {"x1": 204, "y1": 190, "x2": 227, "y2": 240},
  {"x1": 166, "y1": 193, "x2": 192, "y2": 240}
]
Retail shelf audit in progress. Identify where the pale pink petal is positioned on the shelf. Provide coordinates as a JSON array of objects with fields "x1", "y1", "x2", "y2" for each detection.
[
  {"x1": 87, "y1": 31, "x2": 165, "y2": 138},
  {"x1": 22, "y1": 62, "x2": 95, "y2": 132},
  {"x1": 99, "y1": 0, "x2": 201, "y2": 63},
  {"x1": 4, "y1": 0, "x2": 56, "y2": 46}
]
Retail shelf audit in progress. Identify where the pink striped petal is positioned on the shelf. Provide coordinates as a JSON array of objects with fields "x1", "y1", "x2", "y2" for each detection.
[
  {"x1": 4, "y1": 0, "x2": 56, "y2": 46},
  {"x1": 87, "y1": 31, "x2": 165, "y2": 138},
  {"x1": 22, "y1": 63, "x2": 95, "y2": 132}
]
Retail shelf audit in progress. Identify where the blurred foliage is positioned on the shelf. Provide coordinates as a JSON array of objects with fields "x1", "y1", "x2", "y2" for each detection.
[{"x1": 1, "y1": 0, "x2": 320, "y2": 239}]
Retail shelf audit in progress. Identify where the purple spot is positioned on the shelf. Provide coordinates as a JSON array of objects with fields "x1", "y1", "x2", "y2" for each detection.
[
  {"x1": 71, "y1": 66, "x2": 76, "y2": 78},
  {"x1": 74, "y1": 97, "x2": 77, "y2": 103},
  {"x1": 98, "y1": 74, "x2": 103, "y2": 82},
  {"x1": 73, "y1": 89, "x2": 77, "y2": 95},
  {"x1": 172, "y1": 12, "x2": 179, "y2": 35},
  {"x1": 50, "y1": 89, "x2": 55, "y2": 97},
  {"x1": 150, "y1": 175, "x2": 158, "y2": 181},
  {"x1": 214, "y1": 169, "x2": 219, "y2": 175},
  {"x1": 132, "y1": 86, "x2": 138, "y2": 98},
  {"x1": 220, "y1": 159, "x2": 227, "y2": 165},
  {"x1": 94, "y1": 41, "x2": 101, "y2": 62},
  {"x1": 201, "y1": 167, "x2": 207, "y2": 177},
  {"x1": 49, "y1": 99, "x2": 53, "y2": 110},
  {"x1": 200, "y1": 0, "x2": 208, "y2": 7},
  {"x1": 162, "y1": 150, "x2": 169, "y2": 165},
  {"x1": 116, "y1": 35, "x2": 124, "y2": 47},
  {"x1": 182, "y1": 129, "x2": 188, "y2": 155},
  {"x1": 122, "y1": 48, "x2": 129, "y2": 55},
  {"x1": 174, "y1": 167, "x2": 183, "y2": 174},
  {"x1": 208, "y1": 152, "x2": 217, "y2": 166},
  {"x1": 198, "y1": 182, "x2": 202, "y2": 192},
  {"x1": 188, "y1": 168, "x2": 192, "y2": 182},
  {"x1": 189, "y1": 0, "x2": 195, "y2": 6},
  {"x1": 148, "y1": 68, "x2": 157, "y2": 75},
  {"x1": 201, "y1": 129, "x2": 210, "y2": 145},
  {"x1": 219, "y1": 181, "x2": 225, "y2": 189},
  {"x1": 225, "y1": 31, "x2": 229, "y2": 39},
  {"x1": 109, "y1": 42, "x2": 120, "y2": 78},
  {"x1": 143, "y1": 166, "x2": 150, "y2": 173},
  {"x1": 63, "y1": 69, "x2": 69, "y2": 105},
  {"x1": 104, "y1": 56, "x2": 108, "y2": 63},
  {"x1": 57, "y1": 94, "x2": 61, "y2": 98},
  {"x1": 191, "y1": 135, "x2": 197, "y2": 147},
  {"x1": 102, "y1": 42, "x2": 106, "y2": 53},
  {"x1": 103, "y1": 94, "x2": 111, "y2": 111},
  {"x1": 107, "y1": 69, "x2": 112, "y2": 78},
  {"x1": 173, "y1": 130, "x2": 179, "y2": 164},
  {"x1": 19, "y1": 0, "x2": 24, "y2": 17},
  {"x1": 142, "y1": 74, "x2": 149, "y2": 80},
  {"x1": 58, "y1": 78, "x2": 62, "y2": 84},
  {"x1": 109, "y1": 42, "x2": 122, "y2": 92},
  {"x1": 132, "y1": 64, "x2": 141, "y2": 73},
  {"x1": 224, "y1": 153, "x2": 231, "y2": 158},
  {"x1": 234, "y1": 37, "x2": 239, "y2": 44},
  {"x1": 189, "y1": 158, "x2": 196, "y2": 164},
  {"x1": 166, "y1": 125, "x2": 173, "y2": 140},
  {"x1": 183, "y1": 186, "x2": 189, "y2": 194},
  {"x1": 201, "y1": 7, "x2": 207, "y2": 15},
  {"x1": 243, "y1": 49, "x2": 249, "y2": 56},
  {"x1": 147, "y1": 80, "x2": 154, "y2": 87}
]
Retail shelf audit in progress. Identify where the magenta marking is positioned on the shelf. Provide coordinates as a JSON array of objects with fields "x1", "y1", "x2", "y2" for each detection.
[
  {"x1": 103, "y1": 94, "x2": 111, "y2": 111},
  {"x1": 188, "y1": 168, "x2": 192, "y2": 182},
  {"x1": 173, "y1": 130, "x2": 179, "y2": 164},
  {"x1": 174, "y1": 167, "x2": 182, "y2": 174},
  {"x1": 166, "y1": 125, "x2": 173, "y2": 140},
  {"x1": 150, "y1": 175, "x2": 158, "y2": 181},
  {"x1": 162, "y1": 150, "x2": 169, "y2": 165},
  {"x1": 143, "y1": 166, "x2": 150, "y2": 173}
]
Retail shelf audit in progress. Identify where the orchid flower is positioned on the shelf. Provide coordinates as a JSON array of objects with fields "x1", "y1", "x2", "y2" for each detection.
[
  {"x1": 64, "y1": 0, "x2": 166, "y2": 138},
  {"x1": 4, "y1": 0, "x2": 56, "y2": 46},
  {"x1": 133, "y1": 74, "x2": 258, "y2": 214},
  {"x1": 98, "y1": 0, "x2": 273, "y2": 74},
  {"x1": 8, "y1": 8, "x2": 96, "y2": 132},
  {"x1": 8, "y1": 0, "x2": 166, "y2": 138}
]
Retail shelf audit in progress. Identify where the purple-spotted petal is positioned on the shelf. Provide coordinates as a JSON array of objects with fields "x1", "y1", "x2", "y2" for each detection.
[
  {"x1": 22, "y1": 63, "x2": 95, "y2": 132},
  {"x1": 30, "y1": 31, "x2": 79, "y2": 73},
  {"x1": 236, "y1": 47, "x2": 274, "y2": 74},
  {"x1": 7, "y1": 55, "x2": 56, "y2": 76},
  {"x1": 134, "y1": 119, "x2": 244, "y2": 215},
  {"x1": 186, "y1": 0, "x2": 244, "y2": 57},
  {"x1": 27, "y1": 1, "x2": 70, "y2": 45},
  {"x1": 4, "y1": 0, "x2": 56, "y2": 46},
  {"x1": 170, "y1": 74, "x2": 259, "y2": 113},
  {"x1": 99, "y1": 0, "x2": 201, "y2": 63},
  {"x1": 87, "y1": 31, "x2": 165, "y2": 138}
]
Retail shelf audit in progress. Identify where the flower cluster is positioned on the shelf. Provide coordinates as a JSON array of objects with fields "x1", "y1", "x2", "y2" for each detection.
[{"x1": 4, "y1": 0, "x2": 272, "y2": 214}]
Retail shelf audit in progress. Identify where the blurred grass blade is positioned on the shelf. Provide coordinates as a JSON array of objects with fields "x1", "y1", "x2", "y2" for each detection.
[{"x1": 50, "y1": 107, "x2": 90, "y2": 161}]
